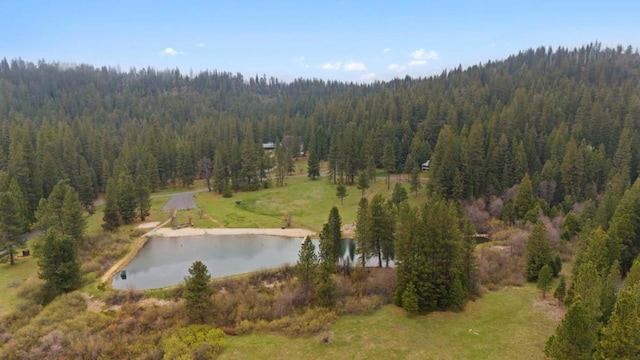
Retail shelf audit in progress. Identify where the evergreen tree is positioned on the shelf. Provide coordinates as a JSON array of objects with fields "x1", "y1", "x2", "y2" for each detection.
[
  {"x1": 335, "y1": 182, "x2": 347, "y2": 205},
  {"x1": 356, "y1": 170, "x2": 369, "y2": 198},
  {"x1": 410, "y1": 167, "x2": 420, "y2": 197},
  {"x1": 624, "y1": 255, "x2": 640, "y2": 289},
  {"x1": 401, "y1": 282, "x2": 420, "y2": 315},
  {"x1": 316, "y1": 223, "x2": 336, "y2": 307},
  {"x1": 307, "y1": 148, "x2": 320, "y2": 180},
  {"x1": 296, "y1": 236, "x2": 317, "y2": 292},
  {"x1": 183, "y1": 260, "x2": 213, "y2": 324},
  {"x1": 525, "y1": 221, "x2": 553, "y2": 282},
  {"x1": 594, "y1": 284, "x2": 640, "y2": 359},
  {"x1": 212, "y1": 146, "x2": 228, "y2": 194},
  {"x1": 355, "y1": 197, "x2": 371, "y2": 268},
  {"x1": 116, "y1": 173, "x2": 136, "y2": 224},
  {"x1": 369, "y1": 194, "x2": 394, "y2": 267},
  {"x1": 321, "y1": 207, "x2": 342, "y2": 265},
  {"x1": 134, "y1": 174, "x2": 151, "y2": 221},
  {"x1": 608, "y1": 177, "x2": 640, "y2": 275},
  {"x1": 61, "y1": 187, "x2": 86, "y2": 243},
  {"x1": 382, "y1": 143, "x2": 395, "y2": 190},
  {"x1": 537, "y1": 264, "x2": 553, "y2": 298},
  {"x1": 7, "y1": 179, "x2": 30, "y2": 233},
  {"x1": 34, "y1": 179, "x2": 70, "y2": 231},
  {"x1": 514, "y1": 173, "x2": 534, "y2": 220},
  {"x1": 0, "y1": 191, "x2": 26, "y2": 265},
  {"x1": 545, "y1": 297, "x2": 599, "y2": 360},
  {"x1": 391, "y1": 182, "x2": 408, "y2": 206},
  {"x1": 102, "y1": 178, "x2": 121, "y2": 231},
  {"x1": 78, "y1": 157, "x2": 95, "y2": 211},
  {"x1": 36, "y1": 230, "x2": 81, "y2": 304},
  {"x1": 554, "y1": 276, "x2": 567, "y2": 302}
]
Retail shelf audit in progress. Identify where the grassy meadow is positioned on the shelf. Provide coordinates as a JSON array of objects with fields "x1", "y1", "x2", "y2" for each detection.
[{"x1": 221, "y1": 285, "x2": 559, "y2": 360}]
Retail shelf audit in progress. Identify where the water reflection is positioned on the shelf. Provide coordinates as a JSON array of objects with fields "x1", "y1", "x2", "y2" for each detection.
[{"x1": 112, "y1": 235, "x2": 391, "y2": 290}]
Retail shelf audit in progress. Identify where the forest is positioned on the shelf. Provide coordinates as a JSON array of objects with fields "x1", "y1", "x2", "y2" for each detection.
[{"x1": 1, "y1": 42, "x2": 640, "y2": 358}]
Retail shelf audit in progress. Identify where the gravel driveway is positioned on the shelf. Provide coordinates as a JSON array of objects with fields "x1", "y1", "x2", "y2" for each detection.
[{"x1": 162, "y1": 193, "x2": 198, "y2": 211}]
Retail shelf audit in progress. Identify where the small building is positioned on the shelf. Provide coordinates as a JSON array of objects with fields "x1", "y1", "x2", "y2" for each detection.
[
  {"x1": 421, "y1": 160, "x2": 430, "y2": 171},
  {"x1": 262, "y1": 142, "x2": 275, "y2": 150}
]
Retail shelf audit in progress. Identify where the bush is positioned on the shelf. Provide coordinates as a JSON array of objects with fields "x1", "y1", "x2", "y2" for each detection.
[
  {"x1": 16, "y1": 277, "x2": 46, "y2": 305},
  {"x1": 260, "y1": 307, "x2": 337, "y2": 337},
  {"x1": 163, "y1": 325, "x2": 226, "y2": 360}
]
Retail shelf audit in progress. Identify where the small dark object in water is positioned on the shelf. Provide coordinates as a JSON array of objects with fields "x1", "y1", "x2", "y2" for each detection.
[{"x1": 120, "y1": 270, "x2": 127, "y2": 280}]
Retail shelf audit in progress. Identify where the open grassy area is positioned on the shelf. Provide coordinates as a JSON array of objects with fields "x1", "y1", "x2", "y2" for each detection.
[
  {"x1": 221, "y1": 284, "x2": 560, "y2": 360},
  {"x1": 0, "y1": 253, "x2": 38, "y2": 316},
  {"x1": 192, "y1": 176, "x2": 414, "y2": 233}
]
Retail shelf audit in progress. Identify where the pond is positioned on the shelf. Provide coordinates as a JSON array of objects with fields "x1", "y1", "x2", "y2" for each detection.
[{"x1": 111, "y1": 235, "x2": 365, "y2": 290}]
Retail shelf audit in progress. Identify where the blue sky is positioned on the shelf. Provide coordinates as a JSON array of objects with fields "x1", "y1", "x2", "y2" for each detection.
[{"x1": 1, "y1": 1, "x2": 638, "y2": 82}]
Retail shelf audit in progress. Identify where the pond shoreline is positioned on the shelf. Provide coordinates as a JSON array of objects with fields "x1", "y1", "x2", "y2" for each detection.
[
  {"x1": 150, "y1": 227, "x2": 315, "y2": 238},
  {"x1": 100, "y1": 225, "x2": 315, "y2": 288}
]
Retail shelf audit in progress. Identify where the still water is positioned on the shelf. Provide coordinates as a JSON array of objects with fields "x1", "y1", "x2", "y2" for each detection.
[{"x1": 112, "y1": 235, "x2": 361, "y2": 290}]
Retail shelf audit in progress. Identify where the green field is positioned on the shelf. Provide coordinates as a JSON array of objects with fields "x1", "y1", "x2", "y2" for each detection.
[
  {"x1": 221, "y1": 285, "x2": 559, "y2": 360},
  {"x1": 0, "y1": 253, "x2": 38, "y2": 316}
]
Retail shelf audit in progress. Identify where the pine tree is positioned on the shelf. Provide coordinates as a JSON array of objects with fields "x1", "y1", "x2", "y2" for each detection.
[
  {"x1": 36, "y1": 230, "x2": 81, "y2": 304},
  {"x1": 78, "y1": 157, "x2": 95, "y2": 210},
  {"x1": 624, "y1": 255, "x2": 640, "y2": 289},
  {"x1": 401, "y1": 282, "x2": 420, "y2": 315},
  {"x1": 514, "y1": 173, "x2": 534, "y2": 220},
  {"x1": 355, "y1": 197, "x2": 371, "y2": 268},
  {"x1": 391, "y1": 182, "x2": 408, "y2": 206},
  {"x1": 183, "y1": 260, "x2": 213, "y2": 324},
  {"x1": 0, "y1": 191, "x2": 26, "y2": 265},
  {"x1": 410, "y1": 167, "x2": 420, "y2": 197},
  {"x1": 554, "y1": 276, "x2": 567, "y2": 302},
  {"x1": 296, "y1": 236, "x2": 317, "y2": 292},
  {"x1": 102, "y1": 178, "x2": 121, "y2": 231},
  {"x1": 212, "y1": 146, "x2": 228, "y2": 194},
  {"x1": 356, "y1": 170, "x2": 369, "y2": 198},
  {"x1": 369, "y1": 194, "x2": 394, "y2": 267},
  {"x1": 116, "y1": 173, "x2": 136, "y2": 224},
  {"x1": 526, "y1": 221, "x2": 553, "y2": 282},
  {"x1": 594, "y1": 284, "x2": 640, "y2": 359},
  {"x1": 34, "y1": 179, "x2": 70, "y2": 231},
  {"x1": 307, "y1": 148, "x2": 320, "y2": 180},
  {"x1": 134, "y1": 174, "x2": 151, "y2": 221},
  {"x1": 61, "y1": 187, "x2": 86, "y2": 243},
  {"x1": 382, "y1": 143, "x2": 395, "y2": 190},
  {"x1": 335, "y1": 182, "x2": 347, "y2": 205},
  {"x1": 316, "y1": 223, "x2": 336, "y2": 307},
  {"x1": 537, "y1": 264, "x2": 553, "y2": 298},
  {"x1": 545, "y1": 297, "x2": 599, "y2": 360}
]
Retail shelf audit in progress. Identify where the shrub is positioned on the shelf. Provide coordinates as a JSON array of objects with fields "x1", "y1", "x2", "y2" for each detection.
[{"x1": 163, "y1": 325, "x2": 226, "y2": 360}]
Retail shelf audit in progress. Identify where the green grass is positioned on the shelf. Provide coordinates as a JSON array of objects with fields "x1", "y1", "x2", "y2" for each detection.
[
  {"x1": 221, "y1": 284, "x2": 560, "y2": 360},
  {"x1": 193, "y1": 176, "x2": 415, "y2": 233},
  {"x1": 0, "y1": 254, "x2": 38, "y2": 316}
]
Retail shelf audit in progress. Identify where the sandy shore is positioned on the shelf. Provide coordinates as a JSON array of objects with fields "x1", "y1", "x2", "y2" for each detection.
[{"x1": 149, "y1": 227, "x2": 315, "y2": 238}]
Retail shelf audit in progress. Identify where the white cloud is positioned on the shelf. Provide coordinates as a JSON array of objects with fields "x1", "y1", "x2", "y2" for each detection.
[
  {"x1": 344, "y1": 61, "x2": 366, "y2": 71},
  {"x1": 320, "y1": 62, "x2": 342, "y2": 70},
  {"x1": 160, "y1": 47, "x2": 184, "y2": 56},
  {"x1": 388, "y1": 63, "x2": 407, "y2": 72},
  {"x1": 408, "y1": 60, "x2": 427, "y2": 67},
  {"x1": 383, "y1": 47, "x2": 391, "y2": 53},
  {"x1": 361, "y1": 72, "x2": 376, "y2": 80},
  {"x1": 410, "y1": 48, "x2": 439, "y2": 61},
  {"x1": 197, "y1": 42, "x2": 205, "y2": 47}
]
